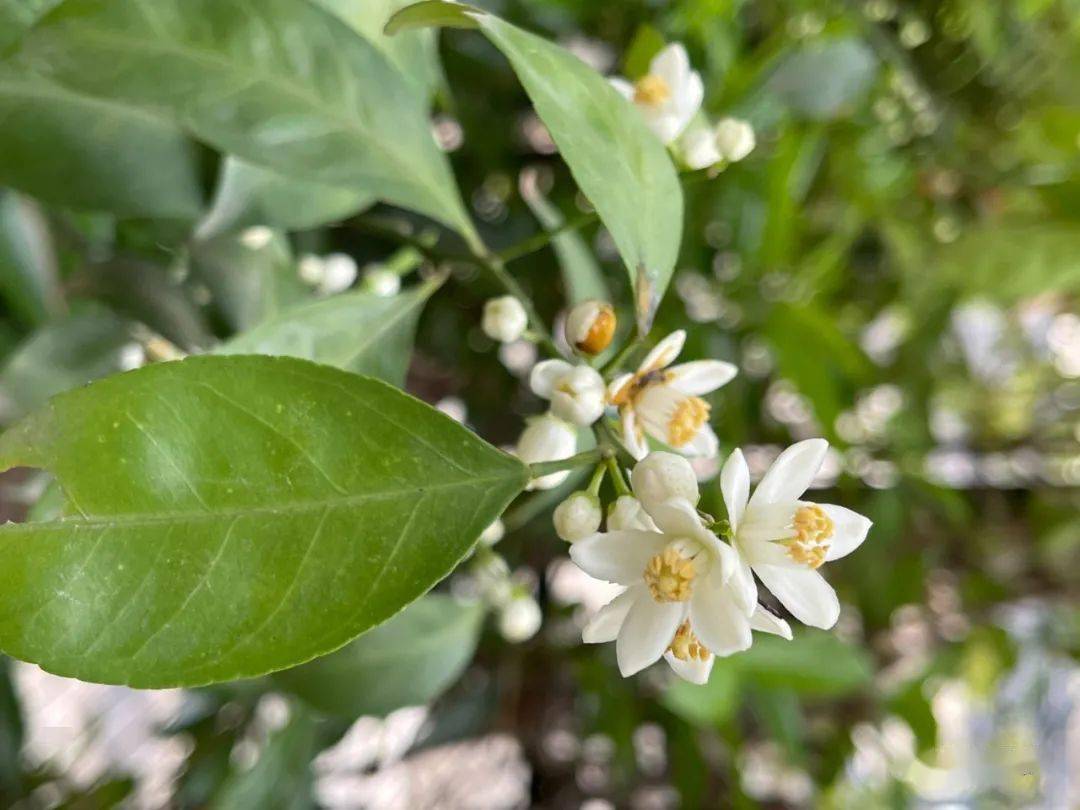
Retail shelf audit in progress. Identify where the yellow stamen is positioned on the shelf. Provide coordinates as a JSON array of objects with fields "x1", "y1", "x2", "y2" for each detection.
[
  {"x1": 667, "y1": 397, "x2": 710, "y2": 447},
  {"x1": 644, "y1": 544, "x2": 696, "y2": 602},
  {"x1": 634, "y1": 74, "x2": 670, "y2": 107},
  {"x1": 668, "y1": 621, "x2": 710, "y2": 662},
  {"x1": 785, "y1": 505, "x2": 834, "y2": 569}
]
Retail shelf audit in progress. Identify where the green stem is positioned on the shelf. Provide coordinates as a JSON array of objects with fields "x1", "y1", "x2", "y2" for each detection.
[
  {"x1": 587, "y1": 462, "x2": 607, "y2": 496},
  {"x1": 528, "y1": 447, "x2": 609, "y2": 478},
  {"x1": 600, "y1": 338, "x2": 643, "y2": 376},
  {"x1": 497, "y1": 209, "x2": 597, "y2": 264},
  {"x1": 605, "y1": 454, "x2": 631, "y2": 496}
]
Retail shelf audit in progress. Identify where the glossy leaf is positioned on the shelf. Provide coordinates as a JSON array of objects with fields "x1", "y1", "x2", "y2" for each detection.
[
  {"x1": 389, "y1": 2, "x2": 682, "y2": 332},
  {"x1": 0, "y1": 305, "x2": 135, "y2": 417},
  {"x1": 274, "y1": 594, "x2": 483, "y2": 717},
  {"x1": 0, "y1": 65, "x2": 202, "y2": 218},
  {"x1": 196, "y1": 157, "x2": 374, "y2": 239},
  {"x1": 0, "y1": 192, "x2": 61, "y2": 328},
  {"x1": 18, "y1": 0, "x2": 476, "y2": 241},
  {"x1": 216, "y1": 279, "x2": 439, "y2": 387},
  {"x1": 0, "y1": 356, "x2": 528, "y2": 687}
]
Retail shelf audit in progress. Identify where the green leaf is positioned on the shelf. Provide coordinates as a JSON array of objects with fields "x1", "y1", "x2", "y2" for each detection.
[
  {"x1": 0, "y1": 356, "x2": 527, "y2": 687},
  {"x1": 0, "y1": 0, "x2": 61, "y2": 54},
  {"x1": 274, "y1": 594, "x2": 483, "y2": 717},
  {"x1": 190, "y1": 231, "x2": 310, "y2": 334},
  {"x1": 19, "y1": 0, "x2": 475, "y2": 242},
  {"x1": 0, "y1": 191, "x2": 62, "y2": 328},
  {"x1": 520, "y1": 181, "x2": 608, "y2": 306},
  {"x1": 766, "y1": 38, "x2": 877, "y2": 120},
  {"x1": 0, "y1": 65, "x2": 203, "y2": 218},
  {"x1": 216, "y1": 279, "x2": 439, "y2": 387},
  {"x1": 210, "y1": 709, "x2": 317, "y2": 810},
  {"x1": 0, "y1": 305, "x2": 135, "y2": 418},
  {"x1": 389, "y1": 2, "x2": 682, "y2": 332},
  {"x1": 196, "y1": 157, "x2": 374, "y2": 239},
  {"x1": 739, "y1": 631, "x2": 873, "y2": 697},
  {"x1": 662, "y1": 662, "x2": 740, "y2": 727}
]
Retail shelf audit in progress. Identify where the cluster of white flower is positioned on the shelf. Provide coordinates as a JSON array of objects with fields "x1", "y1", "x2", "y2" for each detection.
[{"x1": 609, "y1": 43, "x2": 756, "y2": 170}]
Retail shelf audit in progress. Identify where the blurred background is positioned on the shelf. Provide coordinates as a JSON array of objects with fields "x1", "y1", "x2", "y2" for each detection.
[{"x1": 1, "y1": 0, "x2": 1079, "y2": 807}]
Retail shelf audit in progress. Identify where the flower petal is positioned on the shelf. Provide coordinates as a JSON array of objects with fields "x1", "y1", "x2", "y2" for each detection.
[
  {"x1": 569, "y1": 530, "x2": 667, "y2": 584},
  {"x1": 663, "y1": 651, "x2": 714, "y2": 685},
  {"x1": 676, "y1": 71, "x2": 704, "y2": 125},
  {"x1": 749, "y1": 605, "x2": 793, "y2": 640},
  {"x1": 720, "y1": 449, "x2": 750, "y2": 530},
  {"x1": 620, "y1": 407, "x2": 650, "y2": 460},
  {"x1": 820, "y1": 504, "x2": 873, "y2": 561},
  {"x1": 607, "y1": 371, "x2": 635, "y2": 404},
  {"x1": 689, "y1": 580, "x2": 753, "y2": 657},
  {"x1": 616, "y1": 597, "x2": 684, "y2": 676},
  {"x1": 650, "y1": 43, "x2": 690, "y2": 92},
  {"x1": 608, "y1": 77, "x2": 635, "y2": 100},
  {"x1": 754, "y1": 564, "x2": 839, "y2": 629},
  {"x1": 529, "y1": 359, "x2": 573, "y2": 399},
  {"x1": 582, "y1": 586, "x2": 638, "y2": 644},
  {"x1": 680, "y1": 123, "x2": 720, "y2": 170},
  {"x1": 667, "y1": 360, "x2": 738, "y2": 396},
  {"x1": 639, "y1": 330, "x2": 686, "y2": 374},
  {"x1": 681, "y1": 423, "x2": 719, "y2": 458},
  {"x1": 727, "y1": 557, "x2": 757, "y2": 615},
  {"x1": 748, "y1": 439, "x2": 829, "y2": 508}
]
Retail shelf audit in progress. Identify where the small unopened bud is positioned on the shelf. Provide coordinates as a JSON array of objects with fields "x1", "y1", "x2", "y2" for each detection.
[
  {"x1": 553, "y1": 491, "x2": 602, "y2": 542},
  {"x1": 607, "y1": 495, "x2": 657, "y2": 531},
  {"x1": 320, "y1": 253, "x2": 358, "y2": 295},
  {"x1": 714, "y1": 117, "x2": 755, "y2": 163},
  {"x1": 498, "y1": 595, "x2": 542, "y2": 642},
  {"x1": 630, "y1": 451, "x2": 700, "y2": 515},
  {"x1": 517, "y1": 413, "x2": 577, "y2": 491},
  {"x1": 565, "y1": 299, "x2": 616, "y2": 355},
  {"x1": 482, "y1": 296, "x2": 528, "y2": 343},
  {"x1": 363, "y1": 267, "x2": 401, "y2": 297},
  {"x1": 479, "y1": 518, "x2": 505, "y2": 547}
]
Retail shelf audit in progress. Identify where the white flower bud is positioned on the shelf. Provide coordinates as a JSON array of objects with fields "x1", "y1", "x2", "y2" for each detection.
[
  {"x1": 498, "y1": 595, "x2": 542, "y2": 642},
  {"x1": 548, "y1": 365, "x2": 606, "y2": 427},
  {"x1": 630, "y1": 451, "x2": 701, "y2": 515},
  {"x1": 516, "y1": 413, "x2": 577, "y2": 490},
  {"x1": 363, "y1": 267, "x2": 401, "y2": 297},
  {"x1": 714, "y1": 117, "x2": 755, "y2": 163},
  {"x1": 606, "y1": 495, "x2": 658, "y2": 531},
  {"x1": 479, "y1": 518, "x2": 505, "y2": 547},
  {"x1": 680, "y1": 123, "x2": 722, "y2": 170},
  {"x1": 239, "y1": 225, "x2": 274, "y2": 250},
  {"x1": 553, "y1": 491, "x2": 602, "y2": 542},
  {"x1": 319, "y1": 253, "x2": 357, "y2": 295},
  {"x1": 482, "y1": 296, "x2": 528, "y2": 343},
  {"x1": 565, "y1": 299, "x2": 616, "y2": 355},
  {"x1": 297, "y1": 254, "x2": 325, "y2": 286}
]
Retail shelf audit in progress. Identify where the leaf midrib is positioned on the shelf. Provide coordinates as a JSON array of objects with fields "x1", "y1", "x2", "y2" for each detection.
[
  {"x1": 4, "y1": 472, "x2": 520, "y2": 532},
  {"x1": 45, "y1": 21, "x2": 457, "y2": 219}
]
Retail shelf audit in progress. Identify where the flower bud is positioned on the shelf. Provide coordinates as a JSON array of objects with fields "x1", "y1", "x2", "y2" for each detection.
[
  {"x1": 479, "y1": 518, "x2": 505, "y2": 547},
  {"x1": 482, "y1": 296, "x2": 528, "y2": 343},
  {"x1": 530, "y1": 361, "x2": 605, "y2": 426},
  {"x1": 565, "y1": 299, "x2": 616, "y2": 355},
  {"x1": 607, "y1": 495, "x2": 658, "y2": 532},
  {"x1": 553, "y1": 491, "x2": 602, "y2": 542},
  {"x1": 320, "y1": 253, "x2": 358, "y2": 295},
  {"x1": 516, "y1": 413, "x2": 577, "y2": 490},
  {"x1": 630, "y1": 451, "x2": 700, "y2": 515},
  {"x1": 498, "y1": 595, "x2": 542, "y2": 642},
  {"x1": 714, "y1": 117, "x2": 755, "y2": 163},
  {"x1": 363, "y1": 267, "x2": 401, "y2": 297}
]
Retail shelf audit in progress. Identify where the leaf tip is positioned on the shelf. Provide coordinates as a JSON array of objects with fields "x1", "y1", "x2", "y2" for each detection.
[{"x1": 384, "y1": 1, "x2": 482, "y2": 37}]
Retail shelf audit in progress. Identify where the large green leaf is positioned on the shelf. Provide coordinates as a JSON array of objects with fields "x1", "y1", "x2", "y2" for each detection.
[
  {"x1": 18, "y1": 0, "x2": 475, "y2": 241},
  {"x1": 0, "y1": 356, "x2": 527, "y2": 687},
  {"x1": 389, "y1": 2, "x2": 682, "y2": 332},
  {"x1": 216, "y1": 279, "x2": 439, "y2": 386},
  {"x1": 0, "y1": 305, "x2": 135, "y2": 418},
  {"x1": 0, "y1": 65, "x2": 202, "y2": 218},
  {"x1": 274, "y1": 594, "x2": 483, "y2": 717},
  {"x1": 0, "y1": 0, "x2": 61, "y2": 53},
  {"x1": 197, "y1": 157, "x2": 374, "y2": 239},
  {"x1": 0, "y1": 192, "x2": 61, "y2": 328}
]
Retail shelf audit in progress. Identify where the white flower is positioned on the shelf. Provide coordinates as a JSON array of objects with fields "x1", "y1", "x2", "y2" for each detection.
[
  {"x1": 565, "y1": 299, "x2": 616, "y2": 355},
  {"x1": 681, "y1": 117, "x2": 756, "y2": 170},
  {"x1": 298, "y1": 254, "x2": 325, "y2": 285},
  {"x1": 721, "y1": 439, "x2": 872, "y2": 630},
  {"x1": 482, "y1": 296, "x2": 528, "y2": 343},
  {"x1": 553, "y1": 492, "x2": 602, "y2": 542},
  {"x1": 498, "y1": 595, "x2": 542, "y2": 642},
  {"x1": 319, "y1": 253, "x2": 358, "y2": 295},
  {"x1": 363, "y1": 267, "x2": 401, "y2": 297},
  {"x1": 610, "y1": 44, "x2": 704, "y2": 144},
  {"x1": 570, "y1": 453, "x2": 761, "y2": 679},
  {"x1": 516, "y1": 412, "x2": 577, "y2": 490},
  {"x1": 608, "y1": 330, "x2": 738, "y2": 460},
  {"x1": 530, "y1": 360, "x2": 606, "y2": 426}
]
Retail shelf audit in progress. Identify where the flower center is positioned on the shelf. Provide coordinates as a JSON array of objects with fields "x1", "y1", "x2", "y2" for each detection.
[
  {"x1": 785, "y1": 505, "x2": 834, "y2": 569},
  {"x1": 644, "y1": 543, "x2": 696, "y2": 602},
  {"x1": 634, "y1": 74, "x2": 670, "y2": 107},
  {"x1": 667, "y1": 621, "x2": 710, "y2": 662},
  {"x1": 667, "y1": 397, "x2": 710, "y2": 447}
]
